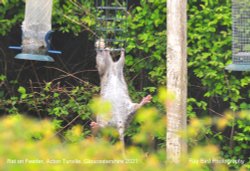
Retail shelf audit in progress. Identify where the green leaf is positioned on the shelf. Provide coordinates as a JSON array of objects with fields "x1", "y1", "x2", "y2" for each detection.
[{"x1": 18, "y1": 86, "x2": 26, "y2": 94}]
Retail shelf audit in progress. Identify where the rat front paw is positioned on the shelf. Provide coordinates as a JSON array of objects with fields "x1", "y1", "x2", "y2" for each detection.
[
  {"x1": 141, "y1": 95, "x2": 152, "y2": 105},
  {"x1": 90, "y1": 122, "x2": 100, "y2": 129}
]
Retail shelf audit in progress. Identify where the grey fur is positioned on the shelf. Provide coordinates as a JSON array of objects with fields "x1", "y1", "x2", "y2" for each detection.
[{"x1": 96, "y1": 48, "x2": 139, "y2": 147}]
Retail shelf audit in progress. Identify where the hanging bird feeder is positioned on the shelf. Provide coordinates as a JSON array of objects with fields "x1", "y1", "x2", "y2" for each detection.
[
  {"x1": 9, "y1": 0, "x2": 61, "y2": 62},
  {"x1": 95, "y1": 0, "x2": 128, "y2": 51},
  {"x1": 226, "y1": 0, "x2": 250, "y2": 71}
]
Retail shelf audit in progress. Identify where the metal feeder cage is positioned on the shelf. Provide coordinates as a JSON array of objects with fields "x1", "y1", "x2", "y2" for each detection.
[
  {"x1": 9, "y1": 0, "x2": 61, "y2": 62},
  {"x1": 95, "y1": 0, "x2": 128, "y2": 51},
  {"x1": 226, "y1": 0, "x2": 250, "y2": 71}
]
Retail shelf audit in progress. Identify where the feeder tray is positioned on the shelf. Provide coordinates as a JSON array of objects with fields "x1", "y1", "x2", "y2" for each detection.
[
  {"x1": 9, "y1": 31, "x2": 61, "y2": 62},
  {"x1": 15, "y1": 53, "x2": 55, "y2": 62},
  {"x1": 226, "y1": 52, "x2": 250, "y2": 71}
]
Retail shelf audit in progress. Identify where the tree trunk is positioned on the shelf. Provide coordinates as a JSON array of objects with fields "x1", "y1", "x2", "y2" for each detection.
[{"x1": 166, "y1": 0, "x2": 187, "y2": 163}]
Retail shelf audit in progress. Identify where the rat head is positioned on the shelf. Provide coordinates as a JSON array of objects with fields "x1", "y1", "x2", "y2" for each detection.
[
  {"x1": 96, "y1": 48, "x2": 125, "y2": 80},
  {"x1": 95, "y1": 38, "x2": 125, "y2": 79},
  {"x1": 95, "y1": 38, "x2": 105, "y2": 49}
]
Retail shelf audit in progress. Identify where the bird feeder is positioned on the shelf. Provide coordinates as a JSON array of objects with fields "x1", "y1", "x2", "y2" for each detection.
[
  {"x1": 9, "y1": 0, "x2": 61, "y2": 62},
  {"x1": 226, "y1": 0, "x2": 250, "y2": 71},
  {"x1": 95, "y1": 0, "x2": 128, "y2": 51}
]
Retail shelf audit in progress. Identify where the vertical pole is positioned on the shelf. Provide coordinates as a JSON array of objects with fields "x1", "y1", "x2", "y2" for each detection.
[{"x1": 166, "y1": 0, "x2": 187, "y2": 163}]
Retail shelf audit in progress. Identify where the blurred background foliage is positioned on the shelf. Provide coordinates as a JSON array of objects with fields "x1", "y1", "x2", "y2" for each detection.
[
  {"x1": 0, "y1": 0, "x2": 250, "y2": 170},
  {"x1": 0, "y1": 106, "x2": 249, "y2": 170}
]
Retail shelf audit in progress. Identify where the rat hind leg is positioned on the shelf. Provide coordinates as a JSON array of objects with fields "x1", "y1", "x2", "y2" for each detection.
[
  {"x1": 118, "y1": 124, "x2": 126, "y2": 153},
  {"x1": 90, "y1": 121, "x2": 100, "y2": 129},
  {"x1": 90, "y1": 121, "x2": 102, "y2": 135}
]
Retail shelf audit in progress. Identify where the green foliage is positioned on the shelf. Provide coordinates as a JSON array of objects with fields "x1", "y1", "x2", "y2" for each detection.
[
  {"x1": 0, "y1": 0, "x2": 24, "y2": 35},
  {"x1": 1, "y1": 80, "x2": 99, "y2": 137},
  {"x1": 187, "y1": 1, "x2": 250, "y2": 169},
  {"x1": 0, "y1": 113, "x2": 166, "y2": 171},
  {"x1": 0, "y1": 0, "x2": 96, "y2": 36},
  {"x1": 125, "y1": 1, "x2": 250, "y2": 168},
  {"x1": 126, "y1": 0, "x2": 166, "y2": 86},
  {"x1": 0, "y1": 0, "x2": 250, "y2": 170},
  {"x1": 52, "y1": 0, "x2": 96, "y2": 35},
  {"x1": 188, "y1": 0, "x2": 250, "y2": 106},
  {"x1": 0, "y1": 110, "x2": 249, "y2": 171}
]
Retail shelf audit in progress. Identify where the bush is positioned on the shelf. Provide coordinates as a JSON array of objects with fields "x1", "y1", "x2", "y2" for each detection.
[
  {"x1": 0, "y1": 0, "x2": 250, "y2": 170},
  {"x1": 0, "y1": 79, "x2": 99, "y2": 137},
  {"x1": 0, "y1": 109, "x2": 249, "y2": 171}
]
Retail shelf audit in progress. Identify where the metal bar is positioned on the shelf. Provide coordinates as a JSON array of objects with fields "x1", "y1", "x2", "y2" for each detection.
[
  {"x1": 9, "y1": 45, "x2": 61, "y2": 54},
  {"x1": 9, "y1": 46, "x2": 22, "y2": 50},
  {"x1": 97, "y1": 6, "x2": 126, "y2": 10},
  {"x1": 104, "y1": 39, "x2": 125, "y2": 42},
  {"x1": 96, "y1": 27, "x2": 123, "y2": 31},
  {"x1": 48, "y1": 50, "x2": 62, "y2": 54},
  {"x1": 114, "y1": 8, "x2": 117, "y2": 39},
  {"x1": 96, "y1": 48, "x2": 124, "y2": 51},
  {"x1": 97, "y1": 17, "x2": 125, "y2": 21}
]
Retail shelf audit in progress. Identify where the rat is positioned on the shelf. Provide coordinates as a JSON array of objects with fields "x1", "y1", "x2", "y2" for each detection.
[{"x1": 90, "y1": 39, "x2": 152, "y2": 148}]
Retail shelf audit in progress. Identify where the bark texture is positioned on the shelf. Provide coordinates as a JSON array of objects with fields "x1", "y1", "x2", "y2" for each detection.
[{"x1": 166, "y1": 0, "x2": 187, "y2": 163}]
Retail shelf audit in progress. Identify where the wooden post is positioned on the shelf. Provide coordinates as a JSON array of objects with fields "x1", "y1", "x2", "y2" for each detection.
[{"x1": 166, "y1": 0, "x2": 187, "y2": 163}]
